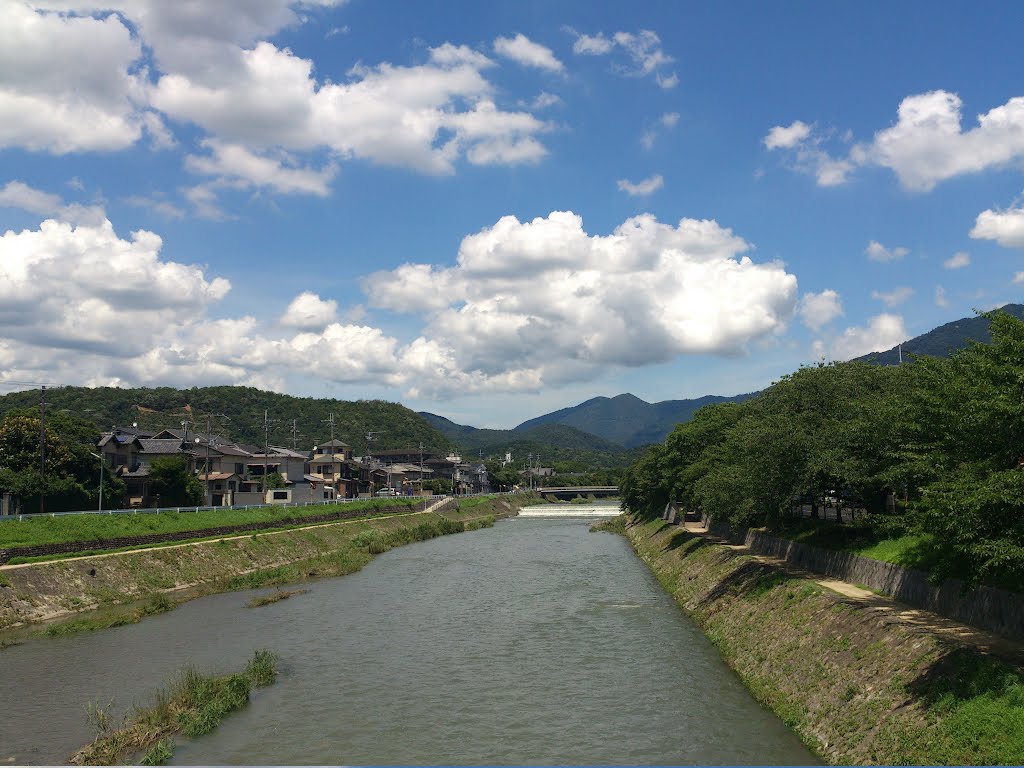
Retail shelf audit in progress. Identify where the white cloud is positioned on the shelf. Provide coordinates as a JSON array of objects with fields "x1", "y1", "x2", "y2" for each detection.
[
  {"x1": 279, "y1": 291, "x2": 338, "y2": 330},
  {"x1": 763, "y1": 120, "x2": 811, "y2": 150},
  {"x1": 1013, "y1": 271, "x2": 1024, "y2": 284},
  {"x1": 854, "y1": 90, "x2": 1024, "y2": 192},
  {"x1": 763, "y1": 121, "x2": 854, "y2": 187},
  {"x1": 771, "y1": 90, "x2": 1024, "y2": 191},
  {"x1": 0, "y1": 2, "x2": 146, "y2": 153},
  {"x1": 832, "y1": 314, "x2": 907, "y2": 360},
  {"x1": 798, "y1": 289, "x2": 843, "y2": 331},
  {"x1": 530, "y1": 92, "x2": 562, "y2": 110},
  {"x1": 935, "y1": 285, "x2": 949, "y2": 307},
  {"x1": 571, "y1": 28, "x2": 676, "y2": 86},
  {"x1": 871, "y1": 286, "x2": 914, "y2": 307},
  {"x1": 572, "y1": 33, "x2": 613, "y2": 55},
  {"x1": 123, "y1": 194, "x2": 186, "y2": 219},
  {"x1": 0, "y1": 214, "x2": 229, "y2": 361},
  {"x1": 493, "y1": 33, "x2": 563, "y2": 72},
  {"x1": 943, "y1": 251, "x2": 971, "y2": 269},
  {"x1": 0, "y1": 180, "x2": 63, "y2": 215},
  {"x1": 970, "y1": 205, "x2": 1024, "y2": 248},
  {"x1": 641, "y1": 112, "x2": 680, "y2": 149},
  {"x1": 185, "y1": 139, "x2": 337, "y2": 196},
  {"x1": 865, "y1": 240, "x2": 909, "y2": 262},
  {"x1": 362, "y1": 211, "x2": 798, "y2": 396},
  {"x1": 617, "y1": 174, "x2": 664, "y2": 197}
]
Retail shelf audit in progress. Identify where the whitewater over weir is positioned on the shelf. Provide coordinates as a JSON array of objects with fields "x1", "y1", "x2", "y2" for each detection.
[{"x1": 516, "y1": 502, "x2": 621, "y2": 517}]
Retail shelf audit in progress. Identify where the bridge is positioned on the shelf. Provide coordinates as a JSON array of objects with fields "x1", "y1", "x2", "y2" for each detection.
[{"x1": 536, "y1": 486, "x2": 619, "y2": 500}]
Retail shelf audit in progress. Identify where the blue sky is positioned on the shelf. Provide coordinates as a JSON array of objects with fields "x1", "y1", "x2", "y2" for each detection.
[{"x1": 1, "y1": 1, "x2": 1023, "y2": 428}]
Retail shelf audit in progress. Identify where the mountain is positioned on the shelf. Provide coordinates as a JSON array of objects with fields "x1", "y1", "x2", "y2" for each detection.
[
  {"x1": 0, "y1": 385, "x2": 452, "y2": 455},
  {"x1": 854, "y1": 303, "x2": 1024, "y2": 366},
  {"x1": 514, "y1": 391, "x2": 758, "y2": 448},
  {"x1": 418, "y1": 412, "x2": 637, "y2": 469}
]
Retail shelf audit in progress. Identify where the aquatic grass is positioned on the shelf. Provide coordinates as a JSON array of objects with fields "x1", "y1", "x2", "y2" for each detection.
[
  {"x1": 71, "y1": 650, "x2": 278, "y2": 766},
  {"x1": 246, "y1": 588, "x2": 308, "y2": 608},
  {"x1": 44, "y1": 593, "x2": 177, "y2": 637}
]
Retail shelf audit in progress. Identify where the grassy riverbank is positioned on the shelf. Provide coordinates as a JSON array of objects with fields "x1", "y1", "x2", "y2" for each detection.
[
  {"x1": 0, "y1": 493, "x2": 536, "y2": 634},
  {"x1": 623, "y1": 514, "x2": 1024, "y2": 766},
  {"x1": 0, "y1": 497, "x2": 423, "y2": 551},
  {"x1": 71, "y1": 649, "x2": 278, "y2": 766}
]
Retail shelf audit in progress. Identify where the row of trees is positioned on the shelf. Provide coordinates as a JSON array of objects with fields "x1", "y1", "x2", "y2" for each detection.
[
  {"x1": 0, "y1": 410, "x2": 205, "y2": 513},
  {"x1": 620, "y1": 310, "x2": 1024, "y2": 590}
]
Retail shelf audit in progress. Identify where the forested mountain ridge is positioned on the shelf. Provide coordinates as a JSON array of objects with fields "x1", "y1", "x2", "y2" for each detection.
[
  {"x1": 0, "y1": 386, "x2": 452, "y2": 455},
  {"x1": 419, "y1": 412, "x2": 640, "y2": 471},
  {"x1": 512, "y1": 392, "x2": 759, "y2": 448},
  {"x1": 854, "y1": 303, "x2": 1024, "y2": 365}
]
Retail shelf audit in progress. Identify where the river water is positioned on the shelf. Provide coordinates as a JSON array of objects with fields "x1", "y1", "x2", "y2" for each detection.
[{"x1": 1, "y1": 510, "x2": 816, "y2": 765}]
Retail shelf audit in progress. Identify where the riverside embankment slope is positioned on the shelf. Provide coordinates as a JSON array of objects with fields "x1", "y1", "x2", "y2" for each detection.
[
  {"x1": 624, "y1": 514, "x2": 1024, "y2": 766},
  {"x1": 0, "y1": 495, "x2": 528, "y2": 632}
]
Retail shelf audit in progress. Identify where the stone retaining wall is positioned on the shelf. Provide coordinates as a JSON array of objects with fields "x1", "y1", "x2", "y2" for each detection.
[{"x1": 744, "y1": 529, "x2": 1024, "y2": 642}]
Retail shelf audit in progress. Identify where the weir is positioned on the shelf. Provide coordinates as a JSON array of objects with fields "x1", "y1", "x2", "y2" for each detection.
[{"x1": 516, "y1": 502, "x2": 620, "y2": 518}]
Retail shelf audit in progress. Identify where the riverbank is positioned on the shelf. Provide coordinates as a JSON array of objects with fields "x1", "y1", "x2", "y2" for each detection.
[
  {"x1": 623, "y1": 514, "x2": 1024, "y2": 765},
  {"x1": 0, "y1": 494, "x2": 532, "y2": 634}
]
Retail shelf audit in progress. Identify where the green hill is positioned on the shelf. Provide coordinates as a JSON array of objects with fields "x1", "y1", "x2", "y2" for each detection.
[
  {"x1": 0, "y1": 385, "x2": 452, "y2": 455},
  {"x1": 854, "y1": 303, "x2": 1024, "y2": 365}
]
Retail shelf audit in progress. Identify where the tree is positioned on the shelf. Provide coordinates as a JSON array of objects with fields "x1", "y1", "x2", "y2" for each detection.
[{"x1": 149, "y1": 456, "x2": 204, "y2": 507}]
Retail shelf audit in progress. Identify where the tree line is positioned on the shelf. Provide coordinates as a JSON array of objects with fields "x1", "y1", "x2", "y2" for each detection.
[{"x1": 620, "y1": 309, "x2": 1024, "y2": 591}]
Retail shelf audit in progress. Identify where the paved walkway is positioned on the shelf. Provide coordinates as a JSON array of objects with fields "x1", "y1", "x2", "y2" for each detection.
[{"x1": 682, "y1": 520, "x2": 1024, "y2": 667}]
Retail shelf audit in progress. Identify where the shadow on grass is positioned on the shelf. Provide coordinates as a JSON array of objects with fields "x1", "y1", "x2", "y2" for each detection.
[
  {"x1": 695, "y1": 558, "x2": 798, "y2": 608},
  {"x1": 897, "y1": 647, "x2": 1024, "y2": 765}
]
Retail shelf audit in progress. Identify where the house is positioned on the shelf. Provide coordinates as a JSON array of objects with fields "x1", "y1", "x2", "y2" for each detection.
[
  {"x1": 308, "y1": 443, "x2": 362, "y2": 498},
  {"x1": 197, "y1": 471, "x2": 244, "y2": 507}
]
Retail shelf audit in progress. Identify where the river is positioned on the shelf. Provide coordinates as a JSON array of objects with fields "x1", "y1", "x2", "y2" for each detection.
[{"x1": 1, "y1": 509, "x2": 817, "y2": 765}]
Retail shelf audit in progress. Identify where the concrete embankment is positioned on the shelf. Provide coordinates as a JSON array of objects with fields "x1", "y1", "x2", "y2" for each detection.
[
  {"x1": 624, "y1": 514, "x2": 1024, "y2": 766},
  {"x1": 0, "y1": 495, "x2": 528, "y2": 632}
]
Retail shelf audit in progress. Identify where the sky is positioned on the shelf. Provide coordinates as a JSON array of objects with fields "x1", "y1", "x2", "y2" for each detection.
[{"x1": 1, "y1": 1, "x2": 1023, "y2": 429}]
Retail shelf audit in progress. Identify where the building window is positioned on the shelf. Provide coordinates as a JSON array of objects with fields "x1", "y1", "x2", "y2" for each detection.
[{"x1": 272, "y1": 490, "x2": 289, "y2": 500}]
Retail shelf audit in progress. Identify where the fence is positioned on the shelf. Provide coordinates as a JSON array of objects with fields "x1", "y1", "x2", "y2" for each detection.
[{"x1": 0, "y1": 494, "x2": 449, "y2": 523}]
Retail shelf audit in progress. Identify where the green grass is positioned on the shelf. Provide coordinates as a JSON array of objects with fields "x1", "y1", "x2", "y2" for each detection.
[
  {"x1": 71, "y1": 649, "x2": 279, "y2": 766},
  {"x1": 776, "y1": 517, "x2": 937, "y2": 571},
  {"x1": 0, "y1": 497, "x2": 421, "y2": 551},
  {"x1": 876, "y1": 650, "x2": 1024, "y2": 765},
  {"x1": 44, "y1": 594, "x2": 176, "y2": 637}
]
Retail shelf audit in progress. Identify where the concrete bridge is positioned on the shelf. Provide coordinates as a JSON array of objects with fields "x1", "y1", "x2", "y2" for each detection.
[{"x1": 536, "y1": 486, "x2": 619, "y2": 500}]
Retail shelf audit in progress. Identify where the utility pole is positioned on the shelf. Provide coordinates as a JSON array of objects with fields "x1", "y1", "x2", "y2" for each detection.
[
  {"x1": 262, "y1": 410, "x2": 273, "y2": 495},
  {"x1": 39, "y1": 385, "x2": 47, "y2": 515},
  {"x1": 323, "y1": 412, "x2": 336, "y2": 444},
  {"x1": 290, "y1": 419, "x2": 300, "y2": 450},
  {"x1": 419, "y1": 442, "x2": 424, "y2": 497}
]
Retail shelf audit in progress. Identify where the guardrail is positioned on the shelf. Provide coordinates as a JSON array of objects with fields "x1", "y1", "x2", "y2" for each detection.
[
  {"x1": 0, "y1": 489, "x2": 526, "y2": 523},
  {"x1": 0, "y1": 495, "x2": 450, "y2": 523}
]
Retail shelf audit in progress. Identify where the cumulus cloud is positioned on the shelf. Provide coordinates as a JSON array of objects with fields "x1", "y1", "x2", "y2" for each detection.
[
  {"x1": 494, "y1": 33, "x2": 563, "y2": 72},
  {"x1": 11, "y1": 2, "x2": 552, "y2": 198},
  {"x1": 865, "y1": 240, "x2": 909, "y2": 262},
  {"x1": 871, "y1": 286, "x2": 914, "y2": 307},
  {"x1": 935, "y1": 285, "x2": 949, "y2": 307},
  {"x1": 798, "y1": 289, "x2": 843, "y2": 331},
  {"x1": 970, "y1": 204, "x2": 1024, "y2": 248},
  {"x1": 617, "y1": 174, "x2": 664, "y2": 197},
  {"x1": 769, "y1": 90, "x2": 1024, "y2": 190},
  {"x1": 0, "y1": 2, "x2": 146, "y2": 153},
  {"x1": 1014, "y1": 271, "x2": 1024, "y2": 284},
  {"x1": 832, "y1": 314, "x2": 907, "y2": 360},
  {"x1": 943, "y1": 251, "x2": 971, "y2": 269},
  {"x1": 279, "y1": 291, "x2": 338, "y2": 330},
  {"x1": 0, "y1": 215, "x2": 229, "y2": 360},
  {"x1": 570, "y1": 28, "x2": 677, "y2": 87},
  {"x1": 362, "y1": 210, "x2": 798, "y2": 395},
  {"x1": 763, "y1": 120, "x2": 811, "y2": 150}
]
